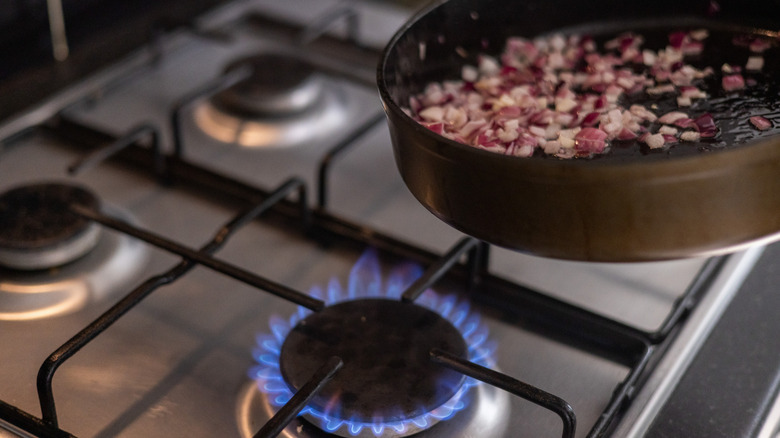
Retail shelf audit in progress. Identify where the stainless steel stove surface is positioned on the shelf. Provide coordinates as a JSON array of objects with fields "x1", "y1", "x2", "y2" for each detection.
[{"x1": 0, "y1": 1, "x2": 775, "y2": 437}]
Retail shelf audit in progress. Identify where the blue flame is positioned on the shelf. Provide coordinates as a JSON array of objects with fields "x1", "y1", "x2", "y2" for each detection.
[{"x1": 249, "y1": 249, "x2": 496, "y2": 436}]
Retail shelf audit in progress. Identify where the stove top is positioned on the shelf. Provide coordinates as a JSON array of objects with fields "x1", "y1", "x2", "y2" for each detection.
[{"x1": 0, "y1": 1, "x2": 774, "y2": 437}]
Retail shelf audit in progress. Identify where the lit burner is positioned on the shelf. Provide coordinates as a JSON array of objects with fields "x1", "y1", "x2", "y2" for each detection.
[
  {"x1": 194, "y1": 52, "x2": 348, "y2": 148},
  {"x1": 243, "y1": 250, "x2": 506, "y2": 438},
  {"x1": 0, "y1": 182, "x2": 100, "y2": 270},
  {"x1": 280, "y1": 299, "x2": 468, "y2": 436}
]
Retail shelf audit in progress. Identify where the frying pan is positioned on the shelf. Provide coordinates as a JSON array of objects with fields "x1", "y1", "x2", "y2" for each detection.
[{"x1": 378, "y1": 0, "x2": 780, "y2": 262}]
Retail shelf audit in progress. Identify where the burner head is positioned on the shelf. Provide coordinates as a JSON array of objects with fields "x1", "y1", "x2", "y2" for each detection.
[
  {"x1": 196, "y1": 52, "x2": 348, "y2": 148},
  {"x1": 0, "y1": 183, "x2": 101, "y2": 270},
  {"x1": 279, "y1": 298, "x2": 468, "y2": 435},
  {"x1": 214, "y1": 53, "x2": 324, "y2": 117}
]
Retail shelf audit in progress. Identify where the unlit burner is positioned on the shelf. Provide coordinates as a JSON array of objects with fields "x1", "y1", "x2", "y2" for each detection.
[
  {"x1": 279, "y1": 299, "x2": 467, "y2": 437},
  {"x1": 215, "y1": 53, "x2": 324, "y2": 116},
  {"x1": 0, "y1": 183, "x2": 101, "y2": 270},
  {"x1": 195, "y1": 52, "x2": 348, "y2": 147}
]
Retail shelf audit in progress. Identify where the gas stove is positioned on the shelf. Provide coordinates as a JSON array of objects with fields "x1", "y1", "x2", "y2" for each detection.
[{"x1": 0, "y1": 1, "x2": 778, "y2": 437}]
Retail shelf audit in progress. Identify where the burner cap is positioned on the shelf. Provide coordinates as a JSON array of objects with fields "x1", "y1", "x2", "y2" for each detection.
[
  {"x1": 195, "y1": 52, "x2": 350, "y2": 148},
  {"x1": 214, "y1": 53, "x2": 324, "y2": 117},
  {"x1": 0, "y1": 183, "x2": 101, "y2": 270},
  {"x1": 279, "y1": 299, "x2": 468, "y2": 430}
]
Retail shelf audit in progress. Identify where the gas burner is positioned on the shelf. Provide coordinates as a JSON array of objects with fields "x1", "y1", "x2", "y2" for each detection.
[
  {"x1": 194, "y1": 52, "x2": 349, "y2": 148},
  {"x1": 0, "y1": 182, "x2": 101, "y2": 271},
  {"x1": 0, "y1": 204, "x2": 149, "y2": 321},
  {"x1": 281, "y1": 299, "x2": 467, "y2": 436},
  {"x1": 240, "y1": 251, "x2": 510, "y2": 438},
  {"x1": 238, "y1": 371, "x2": 510, "y2": 438},
  {"x1": 216, "y1": 53, "x2": 325, "y2": 116}
]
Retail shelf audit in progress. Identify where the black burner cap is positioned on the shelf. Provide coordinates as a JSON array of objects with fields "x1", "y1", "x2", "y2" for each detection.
[
  {"x1": 279, "y1": 298, "x2": 468, "y2": 424},
  {"x1": 213, "y1": 53, "x2": 323, "y2": 117},
  {"x1": 0, "y1": 183, "x2": 99, "y2": 251}
]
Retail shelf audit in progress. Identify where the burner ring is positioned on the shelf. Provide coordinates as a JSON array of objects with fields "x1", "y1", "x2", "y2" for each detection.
[
  {"x1": 214, "y1": 53, "x2": 324, "y2": 117},
  {"x1": 0, "y1": 183, "x2": 101, "y2": 270},
  {"x1": 237, "y1": 366, "x2": 512, "y2": 438},
  {"x1": 279, "y1": 298, "x2": 468, "y2": 430},
  {"x1": 195, "y1": 52, "x2": 350, "y2": 148}
]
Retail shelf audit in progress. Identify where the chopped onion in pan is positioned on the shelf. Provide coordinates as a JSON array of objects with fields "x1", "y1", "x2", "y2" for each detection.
[{"x1": 409, "y1": 28, "x2": 775, "y2": 158}]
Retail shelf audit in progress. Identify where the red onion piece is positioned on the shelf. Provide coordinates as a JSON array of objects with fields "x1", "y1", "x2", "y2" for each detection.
[
  {"x1": 669, "y1": 31, "x2": 687, "y2": 49},
  {"x1": 581, "y1": 112, "x2": 601, "y2": 126},
  {"x1": 647, "y1": 84, "x2": 676, "y2": 95},
  {"x1": 681, "y1": 41, "x2": 704, "y2": 55},
  {"x1": 514, "y1": 144, "x2": 535, "y2": 157},
  {"x1": 694, "y1": 113, "x2": 718, "y2": 137},
  {"x1": 496, "y1": 106, "x2": 523, "y2": 119},
  {"x1": 459, "y1": 120, "x2": 488, "y2": 139},
  {"x1": 423, "y1": 122, "x2": 445, "y2": 135},
  {"x1": 749, "y1": 38, "x2": 772, "y2": 53},
  {"x1": 629, "y1": 104, "x2": 657, "y2": 122},
  {"x1": 690, "y1": 29, "x2": 709, "y2": 41},
  {"x1": 673, "y1": 118, "x2": 696, "y2": 129},
  {"x1": 750, "y1": 116, "x2": 772, "y2": 131},
  {"x1": 680, "y1": 86, "x2": 707, "y2": 99},
  {"x1": 409, "y1": 96, "x2": 422, "y2": 114},
  {"x1": 722, "y1": 74, "x2": 745, "y2": 91},
  {"x1": 658, "y1": 111, "x2": 689, "y2": 125},
  {"x1": 593, "y1": 95, "x2": 607, "y2": 110},
  {"x1": 617, "y1": 127, "x2": 639, "y2": 141},
  {"x1": 574, "y1": 127, "x2": 608, "y2": 153},
  {"x1": 707, "y1": 0, "x2": 720, "y2": 16}
]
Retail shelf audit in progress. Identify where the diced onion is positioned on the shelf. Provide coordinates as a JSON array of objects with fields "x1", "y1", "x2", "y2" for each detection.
[
  {"x1": 745, "y1": 56, "x2": 764, "y2": 71},
  {"x1": 722, "y1": 74, "x2": 745, "y2": 91},
  {"x1": 680, "y1": 131, "x2": 701, "y2": 142},
  {"x1": 750, "y1": 116, "x2": 772, "y2": 131},
  {"x1": 645, "y1": 133, "x2": 665, "y2": 149},
  {"x1": 408, "y1": 27, "x2": 773, "y2": 159}
]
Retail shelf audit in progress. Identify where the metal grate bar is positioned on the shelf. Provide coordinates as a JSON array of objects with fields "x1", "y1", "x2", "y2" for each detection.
[
  {"x1": 401, "y1": 237, "x2": 482, "y2": 303},
  {"x1": 648, "y1": 256, "x2": 728, "y2": 342},
  {"x1": 316, "y1": 112, "x2": 386, "y2": 208},
  {"x1": 0, "y1": 399, "x2": 75, "y2": 438},
  {"x1": 431, "y1": 348, "x2": 576, "y2": 438},
  {"x1": 298, "y1": 1, "x2": 360, "y2": 46},
  {"x1": 170, "y1": 66, "x2": 252, "y2": 158},
  {"x1": 71, "y1": 191, "x2": 322, "y2": 311},
  {"x1": 252, "y1": 357, "x2": 344, "y2": 438},
  {"x1": 67, "y1": 123, "x2": 167, "y2": 181},
  {"x1": 35, "y1": 177, "x2": 317, "y2": 429}
]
